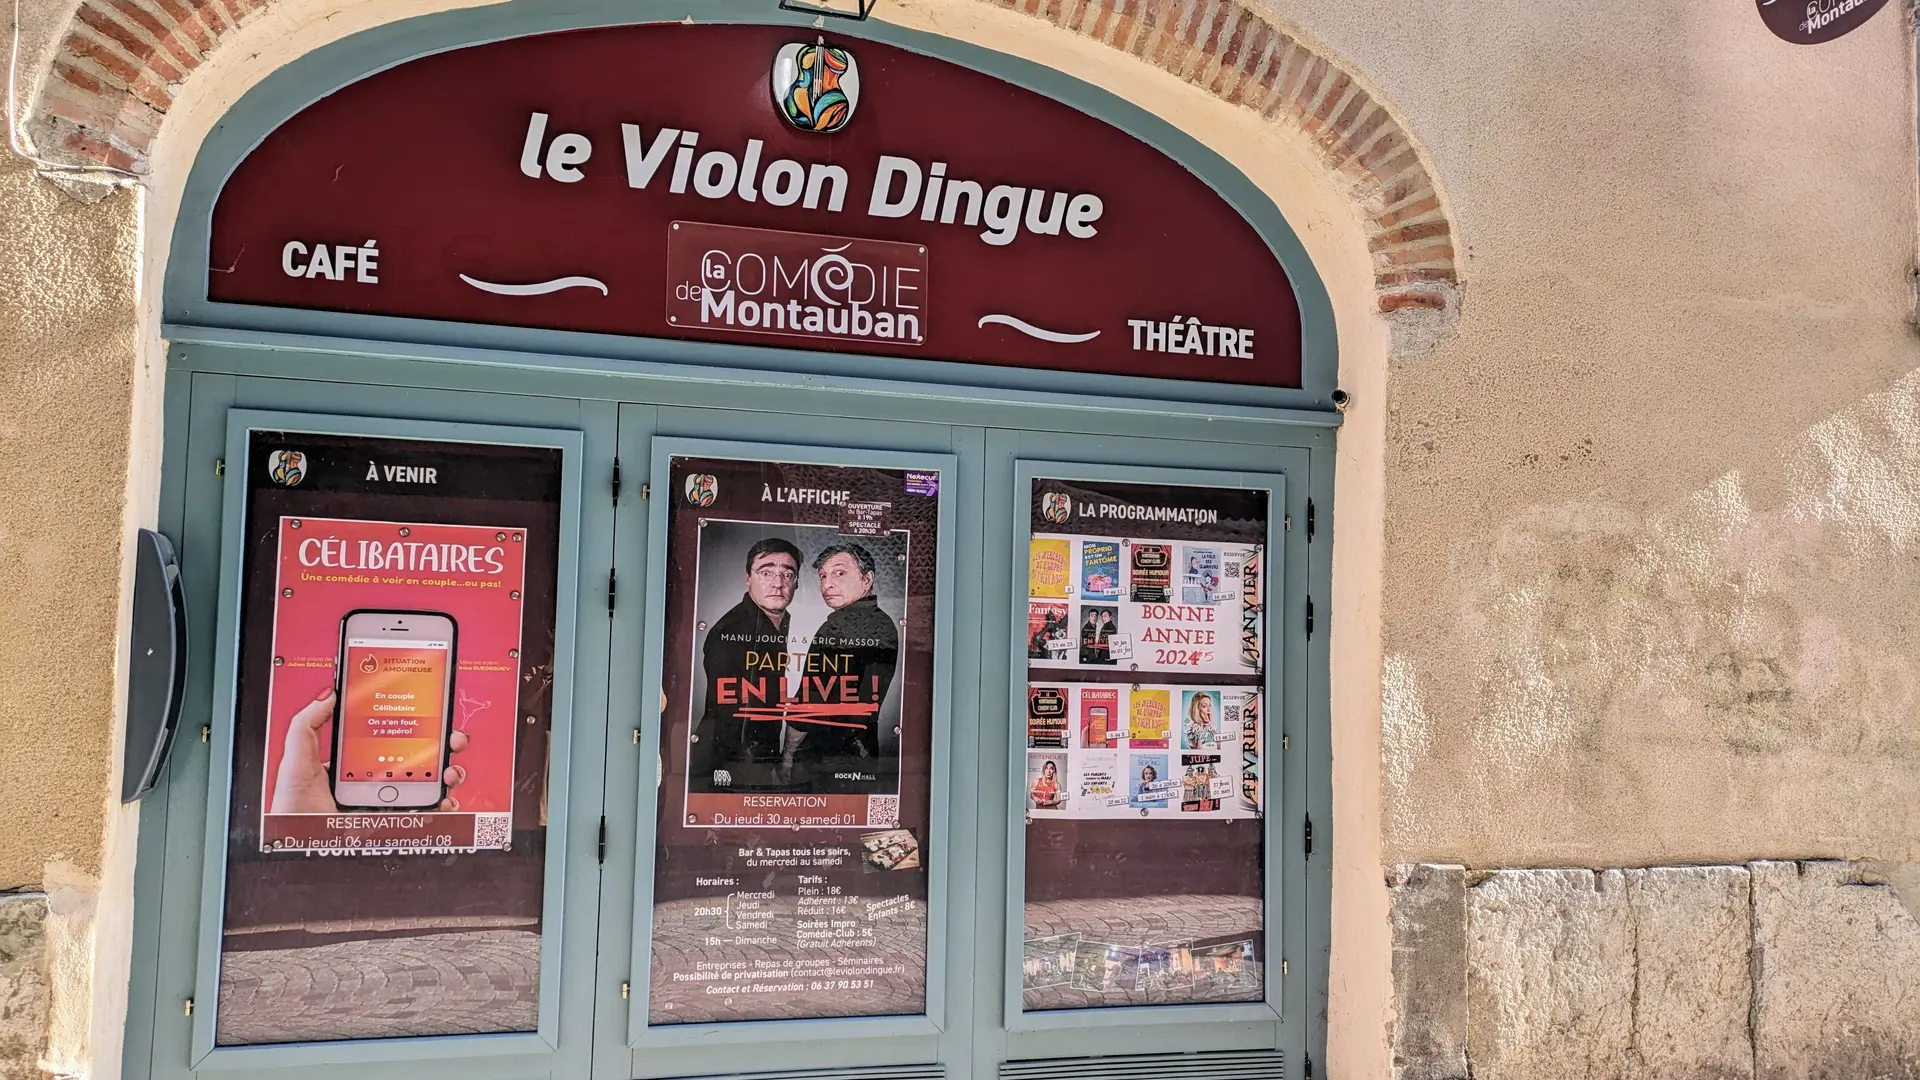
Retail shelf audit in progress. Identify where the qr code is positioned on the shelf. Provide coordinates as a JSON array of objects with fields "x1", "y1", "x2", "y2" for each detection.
[
  {"x1": 866, "y1": 795, "x2": 900, "y2": 828},
  {"x1": 473, "y1": 813, "x2": 513, "y2": 849},
  {"x1": 1225, "y1": 704, "x2": 1243, "y2": 724},
  {"x1": 1226, "y1": 561, "x2": 1243, "y2": 578}
]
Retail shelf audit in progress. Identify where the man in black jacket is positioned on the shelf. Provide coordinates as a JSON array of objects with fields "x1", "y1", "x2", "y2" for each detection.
[
  {"x1": 788, "y1": 543, "x2": 898, "y2": 790},
  {"x1": 693, "y1": 537, "x2": 802, "y2": 791}
]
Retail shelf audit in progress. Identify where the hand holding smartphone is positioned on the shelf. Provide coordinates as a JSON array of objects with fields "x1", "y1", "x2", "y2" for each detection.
[{"x1": 331, "y1": 610, "x2": 459, "y2": 811}]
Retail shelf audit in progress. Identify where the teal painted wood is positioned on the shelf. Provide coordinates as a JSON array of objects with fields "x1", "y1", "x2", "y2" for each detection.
[
  {"x1": 142, "y1": 1, "x2": 1346, "y2": 1065},
  {"x1": 128, "y1": 383, "x2": 608, "y2": 1080},
  {"x1": 974, "y1": 435, "x2": 1314, "y2": 1071},
  {"x1": 1302, "y1": 445, "x2": 1336, "y2": 1076},
  {"x1": 611, "y1": 416, "x2": 967, "y2": 1078},
  {"x1": 1002, "y1": 458, "x2": 1288, "y2": 1038},
  {"x1": 120, "y1": 366, "x2": 204, "y2": 1077},
  {"x1": 130, "y1": 364, "x2": 1335, "y2": 1080},
  {"x1": 593, "y1": 412, "x2": 991, "y2": 1080},
  {"x1": 604, "y1": 416, "x2": 954, "y2": 1080},
  {"x1": 568, "y1": 395, "x2": 627, "y2": 1074},
  {"x1": 621, "y1": 431, "x2": 959, "y2": 1071},
  {"x1": 594, "y1": 403, "x2": 656, "y2": 1080},
  {"x1": 130, "y1": 373, "x2": 237, "y2": 1080},
  {"x1": 940, "y1": 424, "x2": 990, "y2": 1080},
  {"x1": 163, "y1": 329, "x2": 1342, "y2": 438},
  {"x1": 129, "y1": 376, "x2": 1335, "y2": 1080},
  {"x1": 158, "y1": 0, "x2": 1340, "y2": 414}
]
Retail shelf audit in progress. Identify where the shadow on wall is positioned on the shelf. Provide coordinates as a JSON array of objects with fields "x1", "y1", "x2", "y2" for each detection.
[{"x1": 1383, "y1": 365, "x2": 1920, "y2": 866}]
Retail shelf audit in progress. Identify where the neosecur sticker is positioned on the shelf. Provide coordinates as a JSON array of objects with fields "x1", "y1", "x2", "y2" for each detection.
[{"x1": 904, "y1": 470, "x2": 939, "y2": 498}]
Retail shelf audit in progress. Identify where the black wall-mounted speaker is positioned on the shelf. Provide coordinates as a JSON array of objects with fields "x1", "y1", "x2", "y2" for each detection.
[{"x1": 123, "y1": 529, "x2": 188, "y2": 803}]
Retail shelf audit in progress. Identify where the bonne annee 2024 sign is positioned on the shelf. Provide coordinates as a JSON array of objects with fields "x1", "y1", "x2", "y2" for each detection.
[{"x1": 209, "y1": 24, "x2": 1304, "y2": 388}]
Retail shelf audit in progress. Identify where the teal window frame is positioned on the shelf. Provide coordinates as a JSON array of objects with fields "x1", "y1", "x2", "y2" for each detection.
[
  {"x1": 187, "y1": 410, "x2": 586, "y2": 1069},
  {"x1": 132, "y1": 376, "x2": 618, "y2": 1080},
  {"x1": 132, "y1": 340, "x2": 1335, "y2": 1080},
  {"x1": 128, "y1": 2, "x2": 1343, "y2": 1076},
  {"x1": 625, "y1": 437, "x2": 961, "y2": 1050},
  {"x1": 1000, "y1": 459, "x2": 1295, "y2": 1039}
]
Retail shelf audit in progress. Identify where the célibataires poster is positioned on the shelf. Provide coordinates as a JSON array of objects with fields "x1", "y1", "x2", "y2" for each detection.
[
  {"x1": 259, "y1": 516, "x2": 527, "y2": 852},
  {"x1": 219, "y1": 432, "x2": 563, "y2": 1046}
]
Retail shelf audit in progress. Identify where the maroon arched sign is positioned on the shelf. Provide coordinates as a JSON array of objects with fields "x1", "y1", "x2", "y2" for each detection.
[{"x1": 209, "y1": 24, "x2": 1303, "y2": 387}]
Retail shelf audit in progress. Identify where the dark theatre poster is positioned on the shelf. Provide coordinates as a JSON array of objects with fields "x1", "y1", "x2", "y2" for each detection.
[{"x1": 649, "y1": 454, "x2": 942, "y2": 1024}]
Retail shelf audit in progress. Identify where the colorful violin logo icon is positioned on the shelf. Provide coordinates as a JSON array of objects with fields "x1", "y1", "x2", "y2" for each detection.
[{"x1": 772, "y1": 40, "x2": 860, "y2": 134}]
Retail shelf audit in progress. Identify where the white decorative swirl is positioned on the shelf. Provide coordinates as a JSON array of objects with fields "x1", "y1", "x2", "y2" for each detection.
[
  {"x1": 458, "y1": 273, "x2": 608, "y2": 296},
  {"x1": 977, "y1": 314, "x2": 1100, "y2": 344},
  {"x1": 810, "y1": 254, "x2": 855, "y2": 306}
]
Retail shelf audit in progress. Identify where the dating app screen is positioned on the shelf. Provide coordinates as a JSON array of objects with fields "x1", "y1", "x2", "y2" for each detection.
[{"x1": 339, "y1": 638, "x2": 449, "y2": 780}]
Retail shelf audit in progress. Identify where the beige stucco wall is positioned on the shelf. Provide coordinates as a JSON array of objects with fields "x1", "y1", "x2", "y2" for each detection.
[
  {"x1": 1, "y1": 7, "x2": 143, "y2": 1076},
  {"x1": 0, "y1": 0, "x2": 136, "y2": 897},
  {"x1": 1253, "y1": 0, "x2": 1920, "y2": 869}
]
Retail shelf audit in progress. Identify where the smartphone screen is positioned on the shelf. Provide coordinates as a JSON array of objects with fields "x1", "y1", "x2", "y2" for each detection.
[
  {"x1": 1089, "y1": 705, "x2": 1110, "y2": 745},
  {"x1": 332, "y1": 611, "x2": 456, "y2": 809}
]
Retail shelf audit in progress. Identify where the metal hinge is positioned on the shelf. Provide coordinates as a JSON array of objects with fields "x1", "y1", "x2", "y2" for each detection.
[
  {"x1": 1304, "y1": 815, "x2": 1314, "y2": 858},
  {"x1": 641, "y1": 483, "x2": 650, "y2": 500},
  {"x1": 213, "y1": 458, "x2": 224, "y2": 477},
  {"x1": 1306, "y1": 499, "x2": 1316, "y2": 542},
  {"x1": 608, "y1": 568, "x2": 617, "y2": 615},
  {"x1": 1305, "y1": 596, "x2": 1314, "y2": 638},
  {"x1": 1282, "y1": 734, "x2": 1290, "y2": 752},
  {"x1": 597, "y1": 816, "x2": 608, "y2": 865},
  {"x1": 1284, "y1": 514, "x2": 1291, "y2": 532},
  {"x1": 1281, "y1": 959, "x2": 1289, "y2": 976},
  {"x1": 200, "y1": 725, "x2": 210, "y2": 744},
  {"x1": 611, "y1": 458, "x2": 622, "y2": 506},
  {"x1": 621, "y1": 981, "x2": 631, "y2": 1000},
  {"x1": 633, "y1": 727, "x2": 642, "y2": 745},
  {"x1": 183, "y1": 998, "x2": 194, "y2": 1017}
]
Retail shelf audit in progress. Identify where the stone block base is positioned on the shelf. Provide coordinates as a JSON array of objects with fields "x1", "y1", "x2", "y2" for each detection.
[
  {"x1": 0, "y1": 894, "x2": 50, "y2": 1080},
  {"x1": 1389, "y1": 860, "x2": 1920, "y2": 1080}
]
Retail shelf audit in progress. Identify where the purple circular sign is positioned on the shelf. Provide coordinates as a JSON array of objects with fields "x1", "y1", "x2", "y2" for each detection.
[{"x1": 1756, "y1": 0, "x2": 1893, "y2": 44}]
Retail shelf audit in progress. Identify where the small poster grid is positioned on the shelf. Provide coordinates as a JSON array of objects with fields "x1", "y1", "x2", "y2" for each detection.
[{"x1": 1019, "y1": 475, "x2": 1270, "y2": 1013}]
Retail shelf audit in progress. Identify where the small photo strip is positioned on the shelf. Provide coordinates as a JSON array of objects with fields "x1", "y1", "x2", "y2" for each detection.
[
  {"x1": 1137, "y1": 941, "x2": 1194, "y2": 995},
  {"x1": 1071, "y1": 940, "x2": 1142, "y2": 993},
  {"x1": 1194, "y1": 938, "x2": 1260, "y2": 989},
  {"x1": 1021, "y1": 932, "x2": 1081, "y2": 990},
  {"x1": 858, "y1": 828, "x2": 921, "y2": 873}
]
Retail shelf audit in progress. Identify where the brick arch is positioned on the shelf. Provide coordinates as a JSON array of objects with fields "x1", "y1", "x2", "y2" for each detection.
[
  {"x1": 27, "y1": 0, "x2": 1459, "y2": 310},
  {"x1": 992, "y1": 0, "x2": 1459, "y2": 311}
]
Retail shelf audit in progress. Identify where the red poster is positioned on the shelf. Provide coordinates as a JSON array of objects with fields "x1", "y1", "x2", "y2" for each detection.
[
  {"x1": 1079, "y1": 687, "x2": 1120, "y2": 748},
  {"x1": 259, "y1": 517, "x2": 527, "y2": 852}
]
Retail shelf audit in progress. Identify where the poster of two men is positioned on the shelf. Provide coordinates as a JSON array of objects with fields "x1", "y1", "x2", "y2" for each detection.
[
  {"x1": 662, "y1": 455, "x2": 941, "y2": 812},
  {"x1": 649, "y1": 455, "x2": 944, "y2": 1025},
  {"x1": 690, "y1": 531, "x2": 902, "y2": 793}
]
